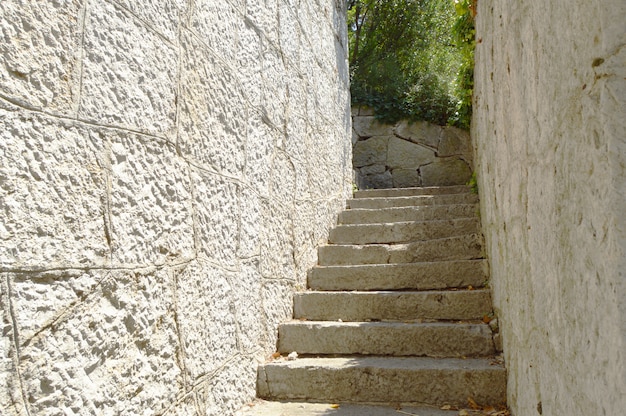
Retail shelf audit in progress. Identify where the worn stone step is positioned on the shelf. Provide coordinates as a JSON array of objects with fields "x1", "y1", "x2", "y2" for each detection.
[
  {"x1": 236, "y1": 401, "x2": 459, "y2": 416},
  {"x1": 257, "y1": 356, "x2": 507, "y2": 406},
  {"x1": 354, "y1": 185, "x2": 471, "y2": 199},
  {"x1": 293, "y1": 289, "x2": 492, "y2": 322},
  {"x1": 278, "y1": 321, "x2": 495, "y2": 358},
  {"x1": 318, "y1": 234, "x2": 484, "y2": 266},
  {"x1": 338, "y1": 204, "x2": 478, "y2": 225},
  {"x1": 329, "y1": 218, "x2": 480, "y2": 245},
  {"x1": 308, "y1": 260, "x2": 487, "y2": 291},
  {"x1": 347, "y1": 193, "x2": 479, "y2": 209}
]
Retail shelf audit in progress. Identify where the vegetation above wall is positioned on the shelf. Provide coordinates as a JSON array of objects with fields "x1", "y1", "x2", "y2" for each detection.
[{"x1": 347, "y1": 0, "x2": 476, "y2": 129}]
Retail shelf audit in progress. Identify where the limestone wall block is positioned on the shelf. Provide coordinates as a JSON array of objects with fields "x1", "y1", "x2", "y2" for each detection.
[
  {"x1": 108, "y1": 134, "x2": 195, "y2": 267},
  {"x1": 0, "y1": 276, "x2": 21, "y2": 415},
  {"x1": 244, "y1": 111, "x2": 276, "y2": 198},
  {"x1": 260, "y1": 201, "x2": 296, "y2": 279},
  {"x1": 279, "y1": 3, "x2": 302, "y2": 70},
  {"x1": 438, "y1": 127, "x2": 472, "y2": 161},
  {"x1": 114, "y1": 0, "x2": 182, "y2": 42},
  {"x1": 179, "y1": 31, "x2": 247, "y2": 177},
  {"x1": 176, "y1": 261, "x2": 239, "y2": 381},
  {"x1": 358, "y1": 171, "x2": 393, "y2": 190},
  {"x1": 79, "y1": 1, "x2": 177, "y2": 137},
  {"x1": 261, "y1": 279, "x2": 295, "y2": 351},
  {"x1": 238, "y1": 187, "x2": 262, "y2": 259},
  {"x1": 199, "y1": 355, "x2": 258, "y2": 415},
  {"x1": 246, "y1": 0, "x2": 278, "y2": 45},
  {"x1": 0, "y1": 107, "x2": 109, "y2": 269},
  {"x1": 394, "y1": 120, "x2": 442, "y2": 149},
  {"x1": 261, "y1": 43, "x2": 288, "y2": 127},
  {"x1": 192, "y1": 170, "x2": 240, "y2": 267},
  {"x1": 387, "y1": 136, "x2": 435, "y2": 169},
  {"x1": 236, "y1": 20, "x2": 263, "y2": 107},
  {"x1": 191, "y1": 1, "x2": 241, "y2": 64},
  {"x1": 0, "y1": 0, "x2": 82, "y2": 113},
  {"x1": 353, "y1": 136, "x2": 390, "y2": 168},
  {"x1": 421, "y1": 159, "x2": 472, "y2": 187},
  {"x1": 18, "y1": 269, "x2": 181, "y2": 415},
  {"x1": 233, "y1": 260, "x2": 264, "y2": 353},
  {"x1": 392, "y1": 168, "x2": 420, "y2": 188},
  {"x1": 10, "y1": 270, "x2": 101, "y2": 342},
  {"x1": 352, "y1": 115, "x2": 394, "y2": 137}
]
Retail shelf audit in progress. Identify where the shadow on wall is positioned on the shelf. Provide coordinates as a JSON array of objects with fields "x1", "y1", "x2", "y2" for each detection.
[{"x1": 352, "y1": 106, "x2": 474, "y2": 189}]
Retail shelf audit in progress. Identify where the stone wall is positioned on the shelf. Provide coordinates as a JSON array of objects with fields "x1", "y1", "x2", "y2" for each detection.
[
  {"x1": 472, "y1": 1, "x2": 625, "y2": 415},
  {"x1": 352, "y1": 107, "x2": 473, "y2": 189},
  {"x1": 0, "y1": 1, "x2": 351, "y2": 415}
]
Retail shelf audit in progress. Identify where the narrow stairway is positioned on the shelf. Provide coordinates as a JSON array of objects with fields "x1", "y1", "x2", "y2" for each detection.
[{"x1": 248, "y1": 186, "x2": 506, "y2": 414}]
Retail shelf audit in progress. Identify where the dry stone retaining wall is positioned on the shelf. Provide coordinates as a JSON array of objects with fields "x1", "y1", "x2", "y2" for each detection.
[
  {"x1": 0, "y1": 1, "x2": 352, "y2": 415},
  {"x1": 472, "y1": 1, "x2": 626, "y2": 415},
  {"x1": 352, "y1": 107, "x2": 473, "y2": 189}
]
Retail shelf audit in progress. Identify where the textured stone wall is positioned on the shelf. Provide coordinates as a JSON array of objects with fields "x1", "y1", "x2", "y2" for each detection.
[
  {"x1": 472, "y1": 1, "x2": 625, "y2": 415},
  {"x1": 352, "y1": 107, "x2": 473, "y2": 189},
  {"x1": 0, "y1": 1, "x2": 352, "y2": 415}
]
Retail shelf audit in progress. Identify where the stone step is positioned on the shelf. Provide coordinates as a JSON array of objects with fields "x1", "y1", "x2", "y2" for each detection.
[
  {"x1": 257, "y1": 356, "x2": 507, "y2": 407},
  {"x1": 278, "y1": 321, "x2": 495, "y2": 358},
  {"x1": 354, "y1": 185, "x2": 471, "y2": 199},
  {"x1": 236, "y1": 401, "x2": 459, "y2": 416},
  {"x1": 308, "y1": 260, "x2": 487, "y2": 291},
  {"x1": 329, "y1": 218, "x2": 480, "y2": 245},
  {"x1": 338, "y1": 204, "x2": 478, "y2": 224},
  {"x1": 318, "y1": 234, "x2": 484, "y2": 266},
  {"x1": 293, "y1": 289, "x2": 492, "y2": 322},
  {"x1": 347, "y1": 193, "x2": 479, "y2": 209}
]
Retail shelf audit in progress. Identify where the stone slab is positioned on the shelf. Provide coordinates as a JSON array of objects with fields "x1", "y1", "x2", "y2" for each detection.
[
  {"x1": 278, "y1": 321, "x2": 495, "y2": 357},
  {"x1": 353, "y1": 186, "x2": 470, "y2": 199},
  {"x1": 328, "y1": 219, "x2": 480, "y2": 245},
  {"x1": 257, "y1": 357, "x2": 507, "y2": 406},
  {"x1": 308, "y1": 260, "x2": 488, "y2": 291},
  {"x1": 236, "y1": 401, "x2": 459, "y2": 416},
  {"x1": 348, "y1": 194, "x2": 478, "y2": 209},
  {"x1": 338, "y1": 205, "x2": 478, "y2": 224},
  {"x1": 293, "y1": 290, "x2": 493, "y2": 322},
  {"x1": 420, "y1": 160, "x2": 472, "y2": 187},
  {"x1": 318, "y1": 234, "x2": 484, "y2": 266}
]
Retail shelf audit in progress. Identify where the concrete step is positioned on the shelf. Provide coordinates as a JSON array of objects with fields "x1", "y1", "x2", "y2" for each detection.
[
  {"x1": 338, "y1": 204, "x2": 478, "y2": 224},
  {"x1": 329, "y1": 218, "x2": 480, "y2": 245},
  {"x1": 236, "y1": 401, "x2": 459, "y2": 416},
  {"x1": 347, "y1": 193, "x2": 479, "y2": 209},
  {"x1": 308, "y1": 260, "x2": 487, "y2": 291},
  {"x1": 354, "y1": 185, "x2": 471, "y2": 199},
  {"x1": 278, "y1": 321, "x2": 495, "y2": 358},
  {"x1": 293, "y1": 289, "x2": 492, "y2": 322},
  {"x1": 318, "y1": 234, "x2": 484, "y2": 266},
  {"x1": 257, "y1": 356, "x2": 507, "y2": 407}
]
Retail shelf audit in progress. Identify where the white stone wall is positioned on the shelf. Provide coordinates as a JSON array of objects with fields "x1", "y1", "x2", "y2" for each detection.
[
  {"x1": 472, "y1": 1, "x2": 625, "y2": 415},
  {"x1": 0, "y1": 1, "x2": 352, "y2": 415}
]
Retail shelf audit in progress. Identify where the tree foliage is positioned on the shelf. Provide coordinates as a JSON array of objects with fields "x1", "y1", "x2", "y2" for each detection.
[{"x1": 347, "y1": 0, "x2": 475, "y2": 128}]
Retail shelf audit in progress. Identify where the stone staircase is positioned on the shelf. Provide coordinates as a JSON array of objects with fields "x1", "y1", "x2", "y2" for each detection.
[{"x1": 248, "y1": 186, "x2": 506, "y2": 413}]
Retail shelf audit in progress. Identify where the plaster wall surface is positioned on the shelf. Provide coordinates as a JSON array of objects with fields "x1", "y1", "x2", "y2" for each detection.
[
  {"x1": 0, "y1": 1, "x2": 352, "y2": 415},
  {"x1": 472, "y1": 1, "x2": 626, "y2": 415}
]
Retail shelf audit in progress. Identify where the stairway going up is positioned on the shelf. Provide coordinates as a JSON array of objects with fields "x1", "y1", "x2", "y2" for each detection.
[{"x1": 254, "y1": 185, "x2": 506, "y2": 412}]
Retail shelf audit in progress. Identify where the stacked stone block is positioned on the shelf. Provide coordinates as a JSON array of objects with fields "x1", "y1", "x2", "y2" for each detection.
[
  {"x1": 352, "y1": 107, "x2": 473, "y2": 189},
  {"x1": 0, "y1": 1, "x2": 351, "y2": 415}
]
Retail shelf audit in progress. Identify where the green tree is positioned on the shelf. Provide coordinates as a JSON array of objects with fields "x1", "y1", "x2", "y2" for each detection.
[{"x1": 347, "y1": 0, "x2": 473, "y2": 128}]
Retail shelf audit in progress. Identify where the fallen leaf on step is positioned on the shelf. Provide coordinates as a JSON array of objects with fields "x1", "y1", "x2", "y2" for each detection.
[
  {"x1": 329, "y1": 404, "x2": 340, "y2": 409},
  {"x1": 271, "y1": 352, "x2": 281, "y2": 359},
  {"x1": 468, "y1": 397, "x2": 481, "y2": 410}
]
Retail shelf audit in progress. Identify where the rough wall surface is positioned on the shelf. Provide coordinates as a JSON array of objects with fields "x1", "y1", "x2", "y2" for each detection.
[
  {"x1": 0, "y1": 1, "x2": 352, "y2": 415},
  {"x1": 472, "y1": 1, "x2": 625, "y2": 415},
  {"x1": 352, "y1": 107, "x2": 473, "y2": 189}
]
